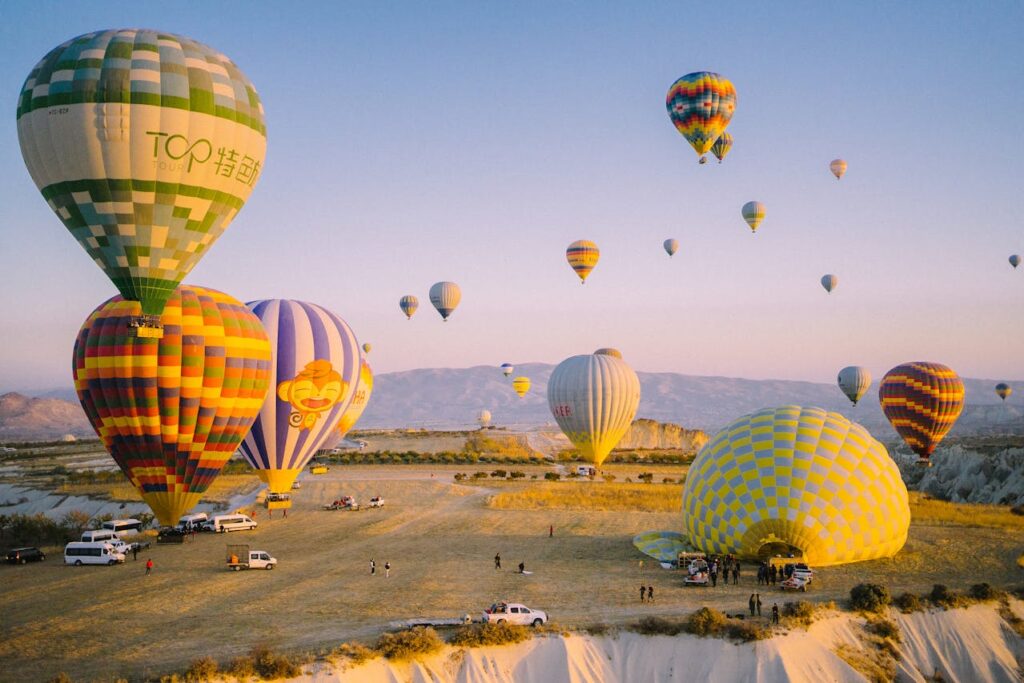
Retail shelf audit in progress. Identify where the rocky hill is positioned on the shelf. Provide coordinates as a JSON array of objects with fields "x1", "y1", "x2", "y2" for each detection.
[
  {"x1": 618, "y1": 418, "x2": 708, "y2": 451},
  {"x1": 0, "y1": 392, "x2": 92, "y2": 441}
]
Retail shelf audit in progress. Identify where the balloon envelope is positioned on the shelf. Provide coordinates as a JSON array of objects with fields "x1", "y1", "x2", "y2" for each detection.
[
  {"x1": 830, "y1": 159, "x2": 847, "y2": 179},
  {"x1": 429, "y1": 282, "x2": 461, "y2": 320},
  {"x1": 666, "y1": 72, "x2": 737, "y2": 162},
  {"x1": 239, "y1": 300, "x2": 361, "y2": 492},
  {"x1": 72, "y1": 285, "x2": 271, "y2": 526},
  {"x1": 362, "y1": 343, "x2": 372, "y2": 354},
  {"x1": 566, "y1": 240, "x2": 600, "y2": 283},
  {"x1": 995, "y1": 383, "x2": 1012, "y2": 401},
  {"x1": 663, "y1": 239, "x2": 679, "y2": 257},
  {"x1": 478, "y1": 409, "x2": 492, "y2": 427},
  {"x1": 500, "y1": 363, "x2": 514, "y2": 377},
  {"x1": 399, "y1": 295, "x2": 419, "y2": 319},
  {"x1": 879, "y1": 362, "x2": 964, "y2": 464},
  {"x1": 512, "y1": 376, "x2": 531, "y2": 397},
  {"x1": 741, "y1": 201, "x2": 765, "y2": 233},
  {"x1": 320, "y1": 358, "x2": 374, "y2": 451},
  {"x1": 1010, "y1": 255, "x2": 1021, "y2": 269},
  {"x1": 821, "y1": 274, "x2": 838, "y2": 293},
  {"x1": 711, "y1": 132, "x2": 733, "y2": 162},
  {"x1": 838, "y1": 366, "x2": 872, "y2": 406},
  {"x1": 18, "y1": 29, "x2": 267, "y2": 319},
  {"x1": 547, "y1": 352, "x2": 640, "y2": 467}
]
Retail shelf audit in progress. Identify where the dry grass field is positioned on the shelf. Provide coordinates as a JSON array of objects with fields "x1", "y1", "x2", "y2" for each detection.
[{"x1": 1, "y1": 465, "x2": 1022, "y2": 682}]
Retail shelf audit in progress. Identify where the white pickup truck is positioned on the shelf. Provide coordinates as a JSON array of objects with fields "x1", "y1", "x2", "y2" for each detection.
[
  {"x1": 226, "y1": 545, "x2": 277, "y2": 571},
  {"x1": 482, "y1": 602, "x2": 548, "y2": 627}
]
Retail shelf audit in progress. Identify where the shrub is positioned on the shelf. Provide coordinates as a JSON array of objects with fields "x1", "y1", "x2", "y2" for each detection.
[
  {"x1": 725, "y1": 621, "x2": 771, "y2": 641},
  {"x1": 508, "y1": 471, "x2": 526, "y2": 479},
  {"x1": 602, "y1": 474, "x2": 616, "y2": 483},
  {"x1": 544, "y1": 472, "x2": 561, "y2": 481},
  {"x1": 638, "y1": 472, "x2": 654, "y2": 483},
  {"x1": 184, "y1": 656, "x2": 219, "y2": 681},
  {"x1": 375, "y1": 627, "x2": 444, "y2": 661},
  {"x1": 686, "y1": 607, "x2": 727, "y2": 636},
  {"x1": 1010, "y1": 504, "x2": 1024, "y2": 516},
  {"x1": 781, "y1": 600, "x2": 816, "y2": 626},
  {"x1": 582, "y1": 623, "x2": 611, "y2": 636},
  {"x1": 48, "y1": 675, "x2": 74, "y2": 683},
  {"x1": 453, "y1": 473, "x2": 467, "y2": 481},
  {"x1": 450, "y1": 622, "x2": 530, "y2": 647},
  {"x1": 333, "y1": 642, "x2": 379, "y2": 664},
  {"x1": 865, "y1": 616, "x2": 901, "y2": 643},
  {"x1": 850, "y1": 584, "x2": 891, "y2": 613},
  {"x1": 490, "y1": 470, "x2": 507, "y2": 479},
  {"x1": 969, "y1": 583, "x2": 1000, "y2": 601},
  {"x1": 225, "y1": 656, "x2": 255, "y2": 680},
  {"x1": 632, "y1": 616, "x2": 685, "y2": 636},
  {"x1": 929, "y1": 584, "x2": 956, "y2": 607},
  {"x1": 893, "y1": 592, "x2": 922, "y2": 613},
  {"x1": 471, "y1": 472, "x2": 488, "y2": 480},
  {"x1": 251, "y1": 644, "x2": 302, "y2": 679}
]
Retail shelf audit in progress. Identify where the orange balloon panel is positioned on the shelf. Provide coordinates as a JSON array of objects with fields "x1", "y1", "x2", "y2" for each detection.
[{"x1": 72, "y1": 285, "x2": 271, "y2": 526}]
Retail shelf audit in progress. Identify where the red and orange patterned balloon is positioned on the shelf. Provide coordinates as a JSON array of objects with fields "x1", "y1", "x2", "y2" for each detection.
[
  {"x1": 666, "y1": 72, "x2": 737, "y2": 163},
  {"x1": 879, "y1": 362, "x2": 964, "y2": 465},
  {"x1": 73, "y1": 285, "x2": 272, "y2": 525}
]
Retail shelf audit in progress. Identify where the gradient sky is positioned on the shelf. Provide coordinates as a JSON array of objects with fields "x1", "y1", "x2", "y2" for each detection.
[{"x1": 1, "y1": 1, "x2": 1022, "y2": 392}]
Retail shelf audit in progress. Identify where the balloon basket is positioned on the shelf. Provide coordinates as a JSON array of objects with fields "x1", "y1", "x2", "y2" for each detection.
[
  {"x1": 266, "y1": 499, "x2": 292, "y2": 510},
  {"x1": 129, "y1": 315, "x2": 164, "y2": 339}
]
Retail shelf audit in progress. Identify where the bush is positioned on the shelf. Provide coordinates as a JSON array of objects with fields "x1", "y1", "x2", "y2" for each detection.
[
  {"x1": 893, "y1": 592, "x2": 922, "y2": 613},
  {"x1": 637, "y1": 472, "x2": 654, "y2": 483},
  {"x1": 453, "y1": 473, "x2": 467, "y2": 481},
  {"x1": 184, "y1": 656, "x2": 219, "y2": 681},
  {"x1": 781, "y1": 600, "x2": 816, "y2": 626},
  {"x1": 865, "y1": 616, "x2": 901, "y2": 642},
  {"x1": 850, "y1": 584, "x2": 891, "y2": 613},
  {"x1": 225, "y1": 656, "x2": 255, "y2": 680},
  {"x1": 508, "y1": 471, "x2": 526, "y2": 479},
  {"x1": 929, "y1": 584, "x2": 956, "y2": 607},
  {"x1": 375, "y1": 627, "x2": 444, "y2": 661},
  {"x1": 969, "y1": 583, "x2": 1000, "y2": 601},
  {"x1": 686, "y1": 607, "x2": 727, "y2": 636},
  {"x1": 544, "y1": 472, "x2": 561, "y2": 481},
  {"x1": 48, "y1": 675, "x2": 73, "y2": 683},
  {"x1": 333, "y1": 642, "x2": 379, "y2": 664},
  {"x1": 251, "y1": 644, "x2": 302, "y2": 679},
  {"x1": 725, "y1": 621, "x2": 771, "y2": 642},
  {"x1": 632, "y1": 616, "x2": 685, "y2": 636},
  {"x1": 602, "y1": 474, "x2": 616, "y2": 483},
  {"x1": 471, "y1": 472, "x2": 488, "y2": 480},
  {"x1": 450, "y1": 622, "x2": 530, "y2": 647},
  {"x1": 1010, "y1": 504, "x2": 1024, "y2": 516}
]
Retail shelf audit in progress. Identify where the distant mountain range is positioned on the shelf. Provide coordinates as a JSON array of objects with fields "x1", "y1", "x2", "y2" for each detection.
[{"x1": 5, "y1": 365, "x2": 1021, "y2": 442}]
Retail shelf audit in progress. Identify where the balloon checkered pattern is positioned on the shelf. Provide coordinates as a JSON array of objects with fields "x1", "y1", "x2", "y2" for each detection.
[{"x1": 681, "y1": 405, "x2": 909, "y2": 566}]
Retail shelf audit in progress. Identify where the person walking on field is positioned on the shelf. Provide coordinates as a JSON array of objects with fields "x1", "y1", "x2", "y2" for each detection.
[
  {"x1": 370, "y1": 559, "x2": 376, "y2": 575},
  {"x1": 640, "y1": 585, "x2": 646, "y2": 603},
  {"x1": 756, "y1": 593, "x2": 762, "y2": 617},
  {"x1": 647, "y1": 586, "x2": 654, "y2": 603},
  {"x1": 145, "y1": 558, "x2": 153, "y2": 576},
  {"x1": 749, "y1": 594, "x2": 756, "y2": 617},
  {"x1": 495, "y1": 553, "x2": 501, "y2": 570},
  {"x1": 772, "y1": 603, "x2": 780, "y2": 625},
  {"x1": 385, "y1": 561, "x2": 391, "y2": 578}
]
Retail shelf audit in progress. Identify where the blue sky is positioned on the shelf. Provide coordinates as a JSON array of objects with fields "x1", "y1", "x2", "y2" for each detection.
[{"x1": 1, "y1": 1, "x2": 1022, "y2": 391}]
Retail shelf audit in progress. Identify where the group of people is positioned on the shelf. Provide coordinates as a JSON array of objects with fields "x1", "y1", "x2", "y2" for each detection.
[
  {"x1": 683, "y1": 554, "x2": 741, "y2": 587},
  {"x1": 756, "y1": 561, "x2": 794, "y2": 586},
  {"x1": 369, "y1": 559, "x2": 392, "y2": 578},
  {"x1": 494, "y1": 553, "x2": 528, "y2": 574},
  {"x1": 639, "y1": 584, "x2": 655, "y2": 603},
  {"x1": 748, "y1": 593, "x2": 781, "y2": 624}
]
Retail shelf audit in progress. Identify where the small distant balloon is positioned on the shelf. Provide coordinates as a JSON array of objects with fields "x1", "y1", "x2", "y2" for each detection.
[
  {"x1": 512, "y1": 376, "x2": 531, "y2": 397},
  {"x1": 821, "y1": 274, "x2": 838, "y2": 293},
  {"x1": 837, "y1": 366, "x2": 872, "y2": 406},
  {"x1": 1010, "y1": 255, "x2": 1021, "y2": 269},
  {"x1": 362, "y1": 343, "x2": 372, "y2": 354},
  {"x1": 429, "y1": 282, "x2": 461, "y2": 321},
  {"x1": 478, "y1": 409, "x2": 492, "y2": 428},
  {"x1": 500, "y1": 363, "x2": 514, "y2": 377},
  {"x1": 741, "y1": 201, "x2": 765, "y2": 234},
  {"x1": 711, "y1": 133, "x2": 733, "y2": 163},
  {"x1": 830, "y1": 159, "x2": 847, "y2": 180},
  {"x1": 566, "y1": 240, "x2": 600, "y2": 284},
  {"x1": 594, "y1": 348, "x2": 623, "y2": 359},
  {"x1": 663, "y1": 239, "x2": 679, "y2": 257},
  {"x1": 995, "y1": 383, "x2": 1012, "y2": 401},
  {"x1": 399, "y1": 295, "x2": 419, "y2": 319}
]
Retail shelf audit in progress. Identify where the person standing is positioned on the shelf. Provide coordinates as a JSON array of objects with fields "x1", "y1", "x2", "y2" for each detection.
[
  {"x1": 495, "y1": 553, "x2": 501, "y2": 570},
  {"x1": 370, "y1": 559, "x2": 376, "y2": 575},
  {"x1": 733, "y1": 562, "x2": 739, "y2": 585},
  {"x1": 132, "y1": 544, "x2": 138, "y2": 561},
  {"x1": 770, "y1": 564, "x2": 778, "y2": 586},
  {"x1": 384, "y1": 561, "x2": 391, "y2": 578},
  {"x1": 748, "y1": 594, "x2": 756, "y2": 617},
  {"x1": 549, "y1": 524, "x2": 553, "y2": 538},
  {"x1": 756, "y1": 593, "x2": 762, "y2": 617},
  {"x1": 640, "y1": 585, "x2": 646, "y2": 603},
  {"x1": 647, "y1": 586, "x2": 654, "y2": 603},
  {"x1": 145, "y1": 558, "x2": 153, "y2": 576},
  {"x1": 710, "y1": 563, "x2": 717, "y2": 587},
  {"x1": 772, "y1": 603, "x2": 780, "y2": 625},
  {"x1": 518, "y1": 561, "x2": 525, "y2": 574}
]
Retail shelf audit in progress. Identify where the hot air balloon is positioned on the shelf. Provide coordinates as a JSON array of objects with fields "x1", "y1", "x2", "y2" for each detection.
[
  {"x1": 821, "y1": 274, "x2": 838, "y2": 293},
  {"x1": 837, "y1": 366, "x2": 872, "y2": 406},
  {"x1": 429, "y1": 281, "x2": 461, "y2": 321},
  {"x1": 594, "y1": 347, "x2": 623, "y2": 359},
  {"x1": 741, "y1": 201, "x2": 765, "y2": 234},
  {"x1": 879, "y1": 362, "x2": 964, "y2": 465},
  {"x1": 566, "y1": 240, "x2": 600, "y2": 284},
  {"x1": 711, "y1": 132, "x2": 733, "y2": 163},
  {"x1": 547, "y1": 351, "x2": 640, "y2": 468},
  {"x1": 399, "y1": 295, "x2": 419, "y2": 319},
  {"x1": 663, "y1": 239, "x2": 679, "y2": 257},
  {"x1": 478, "y1": 409, "x2": 492, "y2": 428},
  {"x1": 500, "y1": 363, "x2": 514, "y2": 378},
  {"x1": 666, "y1": 72, "x2": 737, "y2": 164},
  {"x1": 830, "y1": 159, "x2": 847, "y2": 179},
  {"x1": 995, "y1": 383, "x2": 1012, "y2": 401},
  {"x1": 512, "y1": 376, "x2": 531, "y2": 397},
  {"x1": 1010, "y1": 255, "x2": 1021, "y2": 269},
  {"x1": 18, "y1": 30, "x2": 267, "y2": 337},
  {"x1": 320, "y1": 358, "x2": 374, "y2": 451},
  {"x1": 72, "y1": 286, "x2": 271, "y2": 526},
  {"x1": 362, "y1": 343, "x2": 372, "y2": 354},
  {"x1": 239, "y1": 300, "x2": 361, "y2": 494}
]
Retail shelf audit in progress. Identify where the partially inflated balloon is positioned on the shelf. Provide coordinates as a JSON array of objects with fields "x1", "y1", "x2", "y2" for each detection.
[
  {"x1": 830, "y1": 159, "x2": 847, "y2": 179},
  {"x1": 567, "y1": 240, "x2": 600, "y2": 283},
  {"x1": 547, "y1": 351, "x2": 640, "y2": 467},
  {"x1": 821, "y1": 274, "x2": 837, "y2": 293},
  {"x1": 72, "y1": 286, "x2": 271, "y2": 526},
  {"x1": 399, "y1": 295, "x2": 419, "y2": 319},
  {"x1": 879, "y1": 362, "x2": 964, "y2": 465},
  {"x1": 320, "y1": 358, "x2": 374, "y2": 451},
  {"x1": 663, "y1": 239, "x2": 679, "y2": 257},
  {"x1": 741, "y1": 201, "x2": 765, "y2": 233},
  {"x1": 478, "y1": 409, "x2": 492, "y2": 428},
  {"x1": 512, "y1": 376, "x2": 531, "y2": 397},
  {"x1": 500, "y1": 363, "x2": 514, "y2": 378},
  {"x1": 1010, "y1": 255, "x2": 1021, "y2": 269},
  {"x1": 838, "y1": 366, "x2": 871, "y2": 406},
  {"x1": 995, "y1": 383, "x2": 1012, "y2": 401},
  {"x1": 239, "y1": 300, "x2": 361, "y2": 493},
  {"x1": 429, "y1": 282, "x2": 461, "y2": 321},
  {"x1": 711, "y1": 132, "x2": 733, "y2": 163},
  {"x1": 18, "y1": 30, "x2": 266, "y2": 326},
  {"x1": 666, "y1": 72, "x2": 737, "y2": 163}
]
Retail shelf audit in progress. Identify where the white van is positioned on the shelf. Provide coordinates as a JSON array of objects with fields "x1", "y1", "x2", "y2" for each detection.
[
  {"x1": 101, "y1": 519, "x2": 143, "y2": 537},
  {"x1": 64, "y1": 542, "x2": 126, "y2": 566},
  {"x1": 576, "y1": 466, "x2": 596, "y2": 476},
  {"x1": 202, "y1": 514, "x2": 257, "y2": 533},
  {"x1": 81, "y1": 529, "x2": 121, "y2": 544},
  {"x1": 177, "y1": 512, "x2": 209, "y2": 531}
]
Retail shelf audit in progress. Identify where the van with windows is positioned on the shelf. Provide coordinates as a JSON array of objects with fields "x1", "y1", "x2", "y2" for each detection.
[
  {"x1": 64, "y1": 542, "x2": 126, "y2": 566},
  {"x1": 81, "y1": 529, "x2": 121, "y2": 544},
  {"x1": 101, "y1": 519, "x2": 143, "y2": 538},
  {"x1": 202, "y1": 514, "x2": 257, "y2": 533},
  {"x1": 177, "y1": 512, "x2": 209, "y2": 531}
]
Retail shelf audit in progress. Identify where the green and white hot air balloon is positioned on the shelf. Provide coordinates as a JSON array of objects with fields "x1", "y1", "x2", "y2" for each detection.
[{"x1": 837, "y1": 366, "x2": 872, "y2": 406}]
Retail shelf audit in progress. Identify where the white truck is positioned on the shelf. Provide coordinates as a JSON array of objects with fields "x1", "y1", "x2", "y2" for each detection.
[
  {"x1": 482, "y1": 602, "x2": 548, "y2": 627},
  {"x1": 226, "y1": 544, "x2": 277, "y2": 571}
]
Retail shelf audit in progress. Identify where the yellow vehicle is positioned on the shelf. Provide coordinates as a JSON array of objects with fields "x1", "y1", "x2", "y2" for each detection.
[{"x1": 310, "y1": 464, "x2": 329, "y2": 475}]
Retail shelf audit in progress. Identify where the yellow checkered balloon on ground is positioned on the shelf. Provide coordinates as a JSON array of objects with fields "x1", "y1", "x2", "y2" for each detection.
[{"x1": 681, "y1": 405, "x2": 909, "y2": 566}]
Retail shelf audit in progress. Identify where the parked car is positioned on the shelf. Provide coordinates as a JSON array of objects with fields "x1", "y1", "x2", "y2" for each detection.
[
  {"x1": 369, "y1": 496, "x2": 384, "y2": 508},
  {"x1": 323, "y1": 496, "x2": 359, "y2": 511},
  {"x1": 789, "y1": 563, "x2": 814, "y2": 583},
  {"x1": 482, "y1": 602, "x2": 548, "y2": 627},
  {"x1": 781, "y1": 575, "x2": 810, "y2": 592},
  {"x1": 157, "y1": 527, "x2": 188, "y2": 544},
  {"x1": 6, "y1": 547, "x2": 45, "y2": 564}
]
